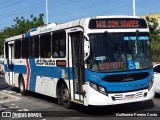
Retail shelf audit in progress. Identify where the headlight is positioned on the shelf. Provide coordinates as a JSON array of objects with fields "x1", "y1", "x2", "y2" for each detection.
[
  {"x1": 89, "y1": 81, "x2": 108, "y2": 95},
  {"x1": 148, "y1": 78, "x2": 154, "y2": 90},
  {"x1": 90, "y1": 82, "x2": 98, "y2": 90},
  {"x1": 98, "y1": 86, "x2": 106, "y2": 94}
]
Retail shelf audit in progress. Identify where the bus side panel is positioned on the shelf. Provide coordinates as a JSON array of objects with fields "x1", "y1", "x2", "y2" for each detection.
[
  {"x1": 5, "y1": 57, "x2": 72, "y2": 99},
  {"x1": 5, "y1": 71, "x2": 10, "y2": 85},
  {"x1": 14, "y1": 73, "x2": 19, "y2": 87},
  {"x1": 4, "y1": 59, "x2": 9, "y2": 85},
  {"x1": 34, "y1": 76, "x2": 72, "y2": 98},
  {"x1": 27, "y1": 58, "x2": 70, "y2": 98},
  {"x1": 13, "y1": 59, "x2": 27, "y2": 88},
  {"x1": 35, "y1": 76, "x2": 56, "y2": 97}
]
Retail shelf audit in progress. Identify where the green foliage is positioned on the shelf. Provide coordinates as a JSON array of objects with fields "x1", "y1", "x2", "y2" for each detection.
[
  {"x1": 0, "y1": 14, "x2": 44, "y2": 55},
  {"x1": 151, "y1": 41, "x2": 160, "y2": 62},
  {"x1": 145, "y1": 16, "x2": 160, "y2": 62}
]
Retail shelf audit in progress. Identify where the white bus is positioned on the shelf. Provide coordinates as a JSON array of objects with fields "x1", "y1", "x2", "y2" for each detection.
[
  {"x1": 0, "y1": 58, "x2": 4, "y2": 74},
  {"x1": 4, "y1": 16, "x2": 154, "y2": 108}
]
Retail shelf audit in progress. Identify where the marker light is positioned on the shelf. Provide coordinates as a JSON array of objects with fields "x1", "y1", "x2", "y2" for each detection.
[{"x1": 148, "y1": 78, "x2": 154, "y2": 90}]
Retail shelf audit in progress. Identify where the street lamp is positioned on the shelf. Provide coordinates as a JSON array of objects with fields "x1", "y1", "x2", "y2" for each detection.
[
  {"x1": 46, "y1": 0, "x2": 48, "y2": 25},
  {"x1": 133, "y1": 0, "x2": 136, "y2": 16}
]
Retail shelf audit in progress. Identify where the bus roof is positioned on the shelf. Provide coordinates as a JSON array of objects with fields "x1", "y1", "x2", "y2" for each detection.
[{"x1": 92, "y1": 15, "x2": 141, "y2": 19}]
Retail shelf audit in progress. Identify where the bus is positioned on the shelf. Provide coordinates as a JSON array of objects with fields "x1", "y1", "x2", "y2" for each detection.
[
  {"x1": 0, "y1": 58, "x2": 4, "y2": 74},
  {"x1": 4, "y1": 16, "x2": 154, "y2": 108}
]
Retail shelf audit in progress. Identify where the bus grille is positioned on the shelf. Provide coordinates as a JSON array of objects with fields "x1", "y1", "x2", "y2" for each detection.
[
  {"x1": 111, "y1": 91, "x2": 144, "y2": 101},
  {"x1": 102, "y1": 72, "x2": 149, "y2": 82}
]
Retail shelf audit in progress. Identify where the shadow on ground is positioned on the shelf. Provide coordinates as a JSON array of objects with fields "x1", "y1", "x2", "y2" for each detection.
[
  {"x1": 8, "y1": 87, "x2": 155, "y2": 117},
  {"x1": 0, "y1": 76, "x2": 155, "y2": 117}
]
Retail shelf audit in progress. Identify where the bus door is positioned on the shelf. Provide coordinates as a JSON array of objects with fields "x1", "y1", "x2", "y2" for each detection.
[
  {"x1": 7, "y1": 41, "x2": 14, "y2": 85},
  {"x1": 69, "y1": 30, "x2": 85, "y2": 102}
]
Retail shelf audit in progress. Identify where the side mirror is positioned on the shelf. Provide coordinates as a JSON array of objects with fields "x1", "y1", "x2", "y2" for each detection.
[{"x1": 84, "y1": 35, "x2": 90, "y2": 61}]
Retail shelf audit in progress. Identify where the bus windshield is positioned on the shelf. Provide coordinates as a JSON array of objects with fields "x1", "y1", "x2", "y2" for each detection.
[{"x1": 87, "y1": 32, "x2": 152, "y2": 72}]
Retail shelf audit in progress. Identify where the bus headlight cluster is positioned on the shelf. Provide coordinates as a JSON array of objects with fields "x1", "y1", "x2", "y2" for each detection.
[
  {"x1": 89, "y1": 81, "x2": 108, "y2": 95},
  {"x1": 148, "y1": 78, "x2": 154, "y2": 90}
]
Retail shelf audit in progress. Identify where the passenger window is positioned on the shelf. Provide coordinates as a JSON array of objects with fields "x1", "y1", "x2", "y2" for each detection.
[
  {"x1": 40, "y1": 33, "x2": 51, "y2": 58},
  {"x1": 15, "y1": 39, "x2": 22, "y2": 59},
  {"x1": 52, "y1": 31, "x2": 66, "y2": 58},
  {"x1": 30, "y1": 36, "x2": 39, "y2": 58},
  {"x1": 22, "y1": 38, "x2": 29, "y2": 58},
  {"x1": 5, "y1": 42, "x2": 8, "y2": 59}
]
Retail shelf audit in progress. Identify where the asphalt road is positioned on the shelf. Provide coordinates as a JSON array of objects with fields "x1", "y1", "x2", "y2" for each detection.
[{"x1": 0, "y1": 74, "x2": 160, "y2": 120}]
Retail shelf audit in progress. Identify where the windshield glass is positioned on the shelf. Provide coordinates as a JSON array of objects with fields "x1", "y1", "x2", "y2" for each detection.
[{"x1": 87, "y1": 32, "x2": 152, "y2": 72}]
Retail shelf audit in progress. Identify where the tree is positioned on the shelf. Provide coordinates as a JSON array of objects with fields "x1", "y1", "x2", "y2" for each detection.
[
  {"x1": 0, "y1": 14, "x2": 44, "y2": 55},
  {"x1": 145, "y1": 16, "x2": 160, "y2": 61},
  {"x1": 145, "y1": 16, "x2": 160, "y2": 41}
]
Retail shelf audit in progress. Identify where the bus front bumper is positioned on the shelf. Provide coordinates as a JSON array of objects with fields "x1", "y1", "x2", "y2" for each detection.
[{"x1": 85, "y1": 84, "x2": 155, "y2": 106}]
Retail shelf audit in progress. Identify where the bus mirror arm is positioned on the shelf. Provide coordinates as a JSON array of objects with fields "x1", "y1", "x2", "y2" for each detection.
[{"x1": 84, "y1": 35, "x2": 90, "y2": 61}]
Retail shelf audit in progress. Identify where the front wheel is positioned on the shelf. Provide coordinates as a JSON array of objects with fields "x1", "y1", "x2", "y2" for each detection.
[
  {"x1": 60, "y1": 84, "x2": 72, "y2": 108},
  {"x1": 19, "y1": 76, "x2": 26, "y2": 95}
]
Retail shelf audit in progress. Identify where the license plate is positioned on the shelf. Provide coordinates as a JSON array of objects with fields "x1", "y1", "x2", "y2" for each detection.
[{"x1": 124, "y1": 94, "x2": 135, "y2": 100}]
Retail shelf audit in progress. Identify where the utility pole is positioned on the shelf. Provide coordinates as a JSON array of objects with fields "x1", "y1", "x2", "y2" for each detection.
[
  {"x1": 46, "y1": 0, "x2": 48, "y2": 25},
  {"x1": 133, "y1": 0, "x2": 136, "y2": 16}
]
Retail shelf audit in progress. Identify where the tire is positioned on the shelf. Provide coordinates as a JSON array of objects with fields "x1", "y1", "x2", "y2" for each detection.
[
  {"x1": 155, "y1": 92, "x2": 160, "y2": 98},
  {"x1": 57, "y1": 87, "x2": 62, "y2": 105},
  {"x1": 19, "y1": 76, "x2": 26, "y2": 95},
  {"x1": 60, "y1": 84, "x2": 72, "y2": 108}
]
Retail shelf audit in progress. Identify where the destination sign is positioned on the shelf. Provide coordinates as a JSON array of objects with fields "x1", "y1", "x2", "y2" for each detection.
[{"x1": 89, "y1": 18, "x2": 147, "y2": 29}]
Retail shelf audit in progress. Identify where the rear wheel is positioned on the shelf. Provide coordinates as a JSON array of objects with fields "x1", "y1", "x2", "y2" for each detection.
[
  {"x1": 60, "y1": 84, "x2": 72, "y2": 108},
  {"x1": 57, "y1": 87, "x2": 62, "y2": 105},
  {"x1": 19, "y1": 76, "x2": 26, "y2": 95}
]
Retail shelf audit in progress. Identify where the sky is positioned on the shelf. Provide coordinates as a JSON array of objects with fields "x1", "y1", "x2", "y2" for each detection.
[{"x1": 0, "y1": 0, "x2": 159, "y2": 31}]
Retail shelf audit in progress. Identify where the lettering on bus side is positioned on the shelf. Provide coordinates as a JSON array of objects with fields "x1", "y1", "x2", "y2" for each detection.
[{"x1": 36, "y1": 59, "x2": 55, "y2": 66}]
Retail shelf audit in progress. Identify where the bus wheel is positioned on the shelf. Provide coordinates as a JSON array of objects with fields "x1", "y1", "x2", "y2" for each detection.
[
  {"x1": 60, "y1": 84, "x2": 72, "y2": 108},
  {"x1": 19, "y1": 76, "x2": 26, "y2": 95}
]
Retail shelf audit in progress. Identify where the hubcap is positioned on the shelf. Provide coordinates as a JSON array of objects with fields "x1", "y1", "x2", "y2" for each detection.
[{"x1": 62, "y1": 88, "x2": 69, "y2": 103}]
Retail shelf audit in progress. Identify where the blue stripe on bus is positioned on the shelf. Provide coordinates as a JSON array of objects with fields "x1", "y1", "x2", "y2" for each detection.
[
  {"x1": 4, "y1": 66, "x2": 71, "y2": 79},
  {"x1": 4, "y1": 64, "x2": 26, "y2": 74},
  {"x1": 4, "y1": 59, "x2": 152, "y2": 93},
  {"x1": 24, "y1": 33, "x2": 30, "y2": 38},
  {"x1": 28, "y1": 59, "x2": 69, "y2": 78},
  {"x1": 14, "y1": 65, "x2": 27, "y2": 74}
]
